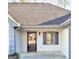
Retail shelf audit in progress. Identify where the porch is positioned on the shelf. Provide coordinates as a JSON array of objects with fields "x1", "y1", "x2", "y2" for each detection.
[
  {"x1": 20, "y1": 51, "x2": 66, "y2": 59},
  {"x1": 14, "y1": 28, "x2": 70, "y2": 59}
]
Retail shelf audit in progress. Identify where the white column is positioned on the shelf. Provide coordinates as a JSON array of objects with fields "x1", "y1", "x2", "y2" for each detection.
[{"x1": 60, "y1": 28, "x2": 69, "y2": 59}]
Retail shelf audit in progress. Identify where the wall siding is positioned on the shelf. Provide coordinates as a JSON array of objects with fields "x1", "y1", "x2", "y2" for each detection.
[
  {"x1": 9, "y1": 25, "x2": 15, "y2": 54},
  {"x1": 8, "y1": 18, "x2": 17, "y2": 54}
]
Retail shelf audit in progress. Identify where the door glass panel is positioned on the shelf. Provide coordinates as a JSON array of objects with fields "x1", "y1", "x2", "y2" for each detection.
[
  {"x1": 28, "y1": 33, "x2": 36, "y2": 45},
  {"x1": 27, "y1": 32, "x2": 36, "y2": 52}
]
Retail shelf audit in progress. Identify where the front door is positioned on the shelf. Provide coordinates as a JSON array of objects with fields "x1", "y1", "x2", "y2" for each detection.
[{"x1": 27, "y1": 32, "x2": 37, "y2": 52}]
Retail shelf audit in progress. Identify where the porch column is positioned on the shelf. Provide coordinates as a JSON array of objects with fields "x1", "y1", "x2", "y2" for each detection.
[{"x1": 14, "y1": 29, "x2": 21, "y2": 53}]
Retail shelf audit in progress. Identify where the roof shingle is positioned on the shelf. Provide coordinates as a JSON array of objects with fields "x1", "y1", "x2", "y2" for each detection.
[
  {"x1": 39, "y1": 13, "x2": 71, "y2": 25},
  {"x1": 8, "y1": 3, "x2": 71, "y2": 26}
]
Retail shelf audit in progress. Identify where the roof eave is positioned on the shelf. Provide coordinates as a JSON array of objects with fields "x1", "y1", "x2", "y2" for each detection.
[
  {"x1": 60, "y1": 19, "x2": 71, "y2": 27},
  {"x1": 8, "y1": 14, "x2": 20, "y2": 27}
]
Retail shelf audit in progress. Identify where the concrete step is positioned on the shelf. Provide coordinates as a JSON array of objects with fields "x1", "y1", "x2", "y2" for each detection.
[
  {"x1": 21, "y1": 55, "x2": 66, "y2": 59},
  {"x1": 20, "y1": 51, "x2": 66, "y2": 59}
]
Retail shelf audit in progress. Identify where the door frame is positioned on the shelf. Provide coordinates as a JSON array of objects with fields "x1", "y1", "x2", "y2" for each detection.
[{"x1": 27, "y1": 31, "x2": 37, "y2": 52}]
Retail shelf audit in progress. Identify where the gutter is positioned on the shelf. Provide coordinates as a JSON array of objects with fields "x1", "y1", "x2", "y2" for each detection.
[
  {"x1": 20, "y1": 19, "x2": 71, "y2": 29},
  {"x1": 21, "y1": 25, "x2": 61, "y2": 29}
]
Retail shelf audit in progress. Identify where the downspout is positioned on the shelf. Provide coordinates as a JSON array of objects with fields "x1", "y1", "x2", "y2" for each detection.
[{"x1": 15, "y1": 24, "x2": 21, "y2": 30}]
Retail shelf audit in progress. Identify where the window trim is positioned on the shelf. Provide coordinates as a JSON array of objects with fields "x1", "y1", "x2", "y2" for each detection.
[{"x1": 43, "y1": 31, "x2": 59, "y2": 45}]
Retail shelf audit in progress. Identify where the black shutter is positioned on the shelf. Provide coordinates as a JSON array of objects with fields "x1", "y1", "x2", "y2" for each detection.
[
  {"x1": 43, "y1": 32, "x2": 46, "y2": 44},
  {"x1": 55, "y1": 32, "x2": 59, "y2": 44}
]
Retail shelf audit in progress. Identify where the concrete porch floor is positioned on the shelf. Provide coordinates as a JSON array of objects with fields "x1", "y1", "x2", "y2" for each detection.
[{"x1": 20, "y1": 51, "x2": 66, "y2": 59}]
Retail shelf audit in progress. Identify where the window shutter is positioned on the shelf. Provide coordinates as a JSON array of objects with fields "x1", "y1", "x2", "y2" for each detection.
[
  {"x1": 51, "y1": 32, "x2": 54, "y2": 44},
  {"x1": 43, "y1": 32, "x2": 46, "y2": 44},
  {"x1": 55, "y1": 32, "x2": 59, "y2": 44}
]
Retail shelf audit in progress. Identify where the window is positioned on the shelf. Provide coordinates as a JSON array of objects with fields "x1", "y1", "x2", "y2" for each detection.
[{"x1": 43, "y1": 32, "x2": 59, "y2": 45}]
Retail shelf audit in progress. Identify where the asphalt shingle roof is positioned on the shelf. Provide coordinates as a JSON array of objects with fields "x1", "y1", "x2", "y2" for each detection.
[
  {"x1": 8, "y1": 3, "x2": 71, "y2": 26},
  {"x1": 39, "y1": 13, "x2": 71, "y2": 25}
]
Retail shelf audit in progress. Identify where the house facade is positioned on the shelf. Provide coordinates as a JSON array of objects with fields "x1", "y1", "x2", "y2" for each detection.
[{"x1": 8, "y1": 3, "x2": 71, "y2": 59}]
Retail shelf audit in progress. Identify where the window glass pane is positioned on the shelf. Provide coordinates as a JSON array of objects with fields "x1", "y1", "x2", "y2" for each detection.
[
  {"x1": 55, "y1": 32, "x2": 59, "y2": 44},
  {"x1": 46, "y1": 32, "x2": 52, "y2": 44}
]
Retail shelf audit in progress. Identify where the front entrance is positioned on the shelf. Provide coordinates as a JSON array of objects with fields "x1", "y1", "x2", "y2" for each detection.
[{"x1": 27, "y1": 32, "x2": 37, "y2": 52}]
